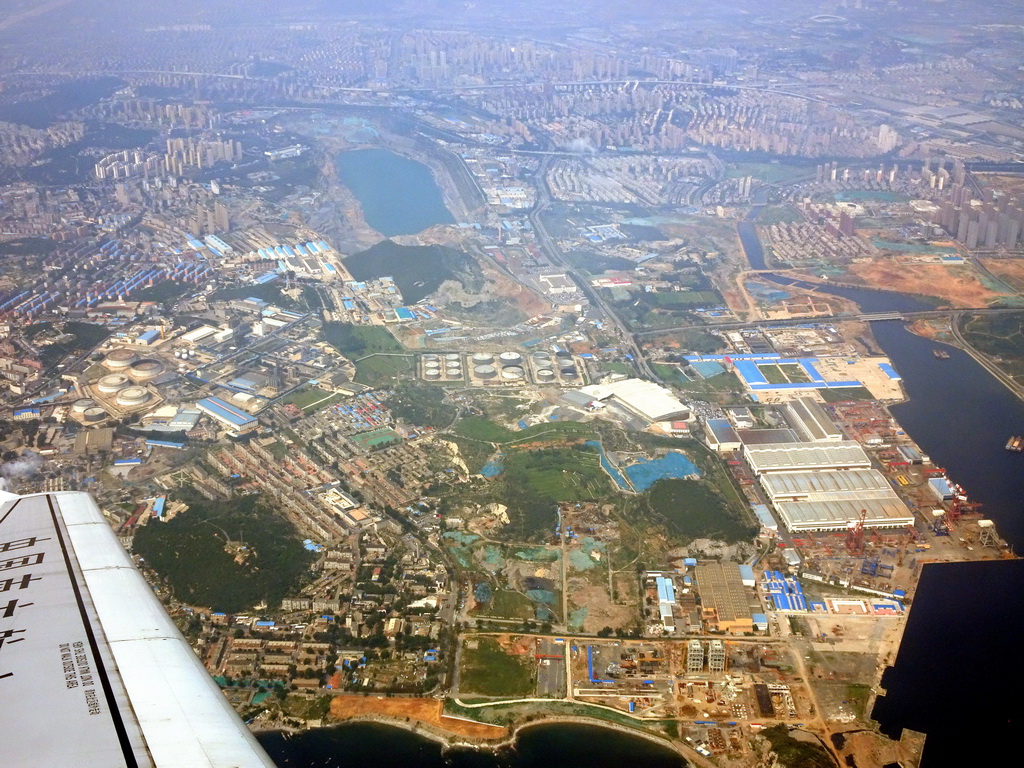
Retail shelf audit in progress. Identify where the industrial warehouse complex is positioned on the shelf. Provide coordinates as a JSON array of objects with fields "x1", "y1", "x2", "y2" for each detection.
[{"x1": 705, "y1": 395, "x2": 919, "y2": 533}]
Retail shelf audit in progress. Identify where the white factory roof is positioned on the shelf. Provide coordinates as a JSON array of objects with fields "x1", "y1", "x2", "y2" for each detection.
[
  {"x1": 0, "y1": 491, "x2": 276, "y2": 767},
  {"x1": 579, "y1": 378, "x2": 689, "y2": 423},
  {"x1": 744, "y1": 441, "x2": 870, "y2": 474},
  {"x1": 785, "y1": 397, "x2": 844, "y2": 442},
  {"x1": 761, "y1": 469, "x2": 893, "y2": 501},
  {"x1": 774, "y1": 497, "x2": 915, "y2": 532},
  {"x1": 180, "y1": 325, "x2": 218, "y2": 344}
]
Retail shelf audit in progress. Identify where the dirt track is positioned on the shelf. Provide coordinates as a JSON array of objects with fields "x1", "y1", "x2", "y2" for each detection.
[{"x1": 329, "y1": 695, "x2": 509, "y2": 740}]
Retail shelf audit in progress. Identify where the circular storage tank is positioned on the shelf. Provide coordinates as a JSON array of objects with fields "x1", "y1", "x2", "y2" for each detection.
[
  {"x1": 561, "y1": 368, "x2": 579, "y2": 379},
  {"x1": 96, "y1": 373, "x2": 130, "y2": 393},
  {"x1": 422, "y1": 354, "x2": 440, "y2": 363},
  {"x1": 129, "y1": 359, "x2": 164, "y2": 381},
  {"x1": 445, "y1": 367, "x2": 463, "y2": 379},
  {"x1": 83, "y1": 407, "x2": 107, "y2": 423},
  {"x1": 501, "y1": 366, "x2": 525, "y2": 381},
  {"x1": 532, "y1": 351, "x2": 551, "y2": 363},
  {"x1": 536, "y1": 368, "x2": 556, "y2": 382},
  {"x1": 558, "y1": 358, "x2": 576, "y2": 371},
  {"x1": 474, "y1": 364, "x2": 497, "y2": 380},
  {"x1": 103, "y1": 349, "x2": 137, "y2": 370},
  {"x1": 424, "y1": 369, "x2": 442, "y2": 380},
  {"x1": 116, "y1": 387, "x2": 150, "y2": 407},
  {"x1": 71, "y1": 398, "x2": 97, "y2": 414},
  {"x1": 444, "y1": 353, "x2": 461, "y2": 363},
  {"x1": 423, "y1": 361, "x2": 442, "y2": 371},
  {"x1": 471, "y1": 352, "x2": 494, "y2": 365},
  {"x1": 498, "y1": 351, "x2": 523, "y2": 366},
  {"x1": 555, "y1": 349, "x2": 572, "y2": 359}
]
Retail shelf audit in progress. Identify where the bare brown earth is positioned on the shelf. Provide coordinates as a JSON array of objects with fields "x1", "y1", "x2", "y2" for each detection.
[
  {"x1": 569, "y1": 581, "x2": 634, "y2": 633},
  {"x1": 486, "y1": 266, "x2": 551, "y2": 318},
  {"x1": 329, "y1": 696, "x2": 509, "y2": 740},
  {"x1": 833, "y1": 728, "x2": 925, "y2": 768},
  {"x1": 975, "y1": 173, "x2": 1024, "y2": 197},
  {"x1": 980, "y1": 257, "x2": 1024, "y2": 293},
  {"x1": 842, "y1": 260, "x2": 1006, "y2": 307},
  {"x1": 907, "y1": 319, "x2": 939, "y2": 339}
]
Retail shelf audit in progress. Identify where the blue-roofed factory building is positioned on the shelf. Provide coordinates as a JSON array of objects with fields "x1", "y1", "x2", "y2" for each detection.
[
  {"x1": 196, "y1": 396, "x2": 258, "y2": 434},
  {"x1": 136, "y1": 329, "x2": 161, "y2": 346}
]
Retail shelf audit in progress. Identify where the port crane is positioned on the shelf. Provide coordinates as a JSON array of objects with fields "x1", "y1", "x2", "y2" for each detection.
[
  {"x1": 946, "y1": 491, "x2": 981, "y2": 527},
  {"x1": 845, "y1": 508, "x2": 867, "y2": 555}
]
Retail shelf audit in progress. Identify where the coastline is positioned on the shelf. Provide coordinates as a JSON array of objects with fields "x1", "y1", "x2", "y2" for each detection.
[{"x1": 259, "y1": 709, "x2": 692, "y2": 762}]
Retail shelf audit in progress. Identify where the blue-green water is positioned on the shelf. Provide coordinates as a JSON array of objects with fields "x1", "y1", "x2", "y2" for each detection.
[
  {"x1": 623, "y1": 452, "x2": 702, "y2": 492},
  {"x1": 584, "y1": 440, "x2": 630, "y2": 490},
  {"x1": 336, "y1": 148, "x2": 454, "y2": 236},
  {"x1": 481, "y1": 453, "x2": 505, "y2": 477}
]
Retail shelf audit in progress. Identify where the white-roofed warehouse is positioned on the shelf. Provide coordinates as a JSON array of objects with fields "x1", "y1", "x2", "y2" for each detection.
[
  {"x1": 761, "y1": 468, "x2": 893, "y2": 501},
  {"x1": 579, "y1": 378, "x2": 690, "y2": 423},
  {"x1": 744, "y1": 441, "x2": 870, "y2": 475},
  {"x1": 773, "y1": 498, "x2": 914, "y2": 532},
  {"x1": 760, "y1": 469, "x2": 915, "y2": 532}
]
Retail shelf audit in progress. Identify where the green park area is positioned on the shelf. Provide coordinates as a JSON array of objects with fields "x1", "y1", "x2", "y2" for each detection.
[
  {"x1": 502, "y1": 446, "x2": 610, "y2": 502},
  {"x1": 443, "y1": 698, "x2": 679, "y2": 739},
  {"x1": 458, "y1": 637, "x2": 535, "y2": 697},
  {"x1": 638, "y1": 477, "x2": 756, "y2": 543},
  {"x1": 26, "y1": 321, "x2": 110, "y2": 368},
  {"x1": 960, "y1": 311, "x2": 1024, "y2": 385},
  {"x1": 724, "y1": 161, "x2": 812, "y2": 185},
  {"x1": 320, "y1": 321, "x2": 413, "y2": 385},
  {"x1": 388, "y1": 384, "x2": 457, "y2": 428},
  {"x1": 345, "y1": 240, "x2": 479, "y2": 305},
  {"x1": 132, "y1": 491, "x2": 314, "y2": 612},
  {"x1": 454, "y1": 417, "x2": 595, "y2": 444},
  {"x1": 321, "y1": 322, "x2": 404, "y2": 356},
  {"x1": 209, "y1": 282, "x2": 295, "y2": 307},
  {"x1": 486, "y1": 445, "x2": 611, "y2": 540},
  {"x1": 281, "y1": 386, "x2": 343, "y2": 413}
]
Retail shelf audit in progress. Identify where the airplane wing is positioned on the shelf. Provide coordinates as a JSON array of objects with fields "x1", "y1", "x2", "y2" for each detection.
[{"x1": 0, "y1": 491, "x2": 278, "y2": 768}]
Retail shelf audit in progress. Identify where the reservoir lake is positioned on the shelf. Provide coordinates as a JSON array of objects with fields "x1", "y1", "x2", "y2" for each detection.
[{"x1": 336, "y1": 148, "x2": 454, "y2": 237}]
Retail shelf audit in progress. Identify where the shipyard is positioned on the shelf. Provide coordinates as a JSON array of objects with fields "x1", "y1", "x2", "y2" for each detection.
[{"x1": 0, "y1": 3, "x2": 1023, "y2": 767}]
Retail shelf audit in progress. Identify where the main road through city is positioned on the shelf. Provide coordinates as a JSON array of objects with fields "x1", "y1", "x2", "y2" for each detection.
[{"x1": 528, "y1": 156, "x2": 661, "y2": 382}]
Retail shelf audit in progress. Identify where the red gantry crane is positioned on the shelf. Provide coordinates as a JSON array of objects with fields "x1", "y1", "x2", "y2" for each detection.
[{"x1": 846, "y1": 508, "x2": 867, "y2": 555}]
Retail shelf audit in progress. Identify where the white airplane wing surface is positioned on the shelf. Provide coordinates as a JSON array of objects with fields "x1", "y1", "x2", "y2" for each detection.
[{"x1": 0, "y1": 491, "x2": 277, "y2": 768}]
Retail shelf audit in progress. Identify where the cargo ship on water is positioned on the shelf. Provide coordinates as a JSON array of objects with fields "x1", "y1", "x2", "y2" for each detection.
[
  {"x1": 1006, "y1": 435, "x2": 1023, "y2": 452},
  {"x1": 933, "y1": 348, "x2": 950, "y2": 359}
]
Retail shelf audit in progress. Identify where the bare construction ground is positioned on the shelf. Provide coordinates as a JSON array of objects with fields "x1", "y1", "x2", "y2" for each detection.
[
  {"x1": 329, "y1": 696, "x2": 509, "y2": 740},
  {"x1": 843, "y1": 260, "x2": 1009, "y2": 307}
]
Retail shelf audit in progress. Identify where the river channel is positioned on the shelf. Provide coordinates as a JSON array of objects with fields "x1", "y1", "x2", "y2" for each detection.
[
  {"x1": 741, "y1": 208, "x2": 1024, "y2": 766},
  {"x1": 739, "y1": 208, "x2": 1024, "y2": 547}
]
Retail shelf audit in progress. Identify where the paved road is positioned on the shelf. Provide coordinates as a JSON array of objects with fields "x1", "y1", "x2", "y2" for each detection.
[
  {"x1": 528, "y1": 157, "x2": 660, "y2": 381},
  {"x1": 949, "y1": 310, "x2": 1024, "y2": 400},
  {"x1": 633, "y1": 304, "x2": 1024, "y2": 337}
]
